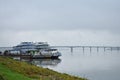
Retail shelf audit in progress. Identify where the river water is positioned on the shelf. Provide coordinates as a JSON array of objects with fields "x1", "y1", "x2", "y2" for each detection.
[
  {"x1": 0, "y1": 47, "x2": 120, "y2": 80},
  {"x1": 32, "y1": 48, "x2": 120, "y2": 80}
]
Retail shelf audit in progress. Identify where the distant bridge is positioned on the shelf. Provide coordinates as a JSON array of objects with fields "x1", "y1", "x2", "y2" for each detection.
[
  {"x1": 0, "y1": 46, "x2": 120, "y2": 53},
  {"x1": 50, "y1": 46, "x2": 120, "y2": 52}
]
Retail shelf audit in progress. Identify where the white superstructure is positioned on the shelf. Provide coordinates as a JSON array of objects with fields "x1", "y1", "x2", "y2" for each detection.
[{"x1": 13, "y1": 42, "x2": 50, "y2": 53}]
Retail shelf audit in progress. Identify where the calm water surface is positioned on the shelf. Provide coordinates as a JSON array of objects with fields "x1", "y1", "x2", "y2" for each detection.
[
  {"x1": 33, "y1": 48, "x2": 120, "y2": 80},
  {"x1": 0, "y1": 47, "x2": 120, "y2": 80}
]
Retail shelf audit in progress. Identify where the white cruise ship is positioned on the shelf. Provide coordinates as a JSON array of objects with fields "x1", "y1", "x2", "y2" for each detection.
[{"x1": 11, "y1": 42, "x2": 61, "y2": 59}]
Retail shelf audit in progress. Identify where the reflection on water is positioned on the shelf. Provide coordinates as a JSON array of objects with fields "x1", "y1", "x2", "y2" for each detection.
[
  {"x1": 31, "y1": 59, "x2": 61, "y2": 67},
  {"x1": 12, "y1": 57, "x2": 61, "y2": 67},
  {"x1": 13, "y1": 57, "x2": 61, "y2": 67}
]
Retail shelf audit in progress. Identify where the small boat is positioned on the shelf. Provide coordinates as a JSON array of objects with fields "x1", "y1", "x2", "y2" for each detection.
[{"x1": 8, "y1": 42, "x2": 62, "y2": 59}]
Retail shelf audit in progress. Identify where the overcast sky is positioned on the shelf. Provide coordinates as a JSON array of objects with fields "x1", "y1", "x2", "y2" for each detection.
[{"x1": 0, "y1": 0, "x2": 120, "y2": 46}]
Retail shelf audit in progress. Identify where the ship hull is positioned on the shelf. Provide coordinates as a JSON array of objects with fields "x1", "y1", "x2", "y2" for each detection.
[{"x1": 32, "y1": 55, "x2": 59, "y2": 59}]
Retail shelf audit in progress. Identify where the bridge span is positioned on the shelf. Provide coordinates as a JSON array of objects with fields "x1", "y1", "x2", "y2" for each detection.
[{"x1": 51, "y1": 46, "x2": 120, "y2": 52}]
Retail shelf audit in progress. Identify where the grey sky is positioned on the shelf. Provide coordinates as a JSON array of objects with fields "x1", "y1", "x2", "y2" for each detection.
[{"x1": 0, "y1": 0, "x2": 120, "y2": 46}]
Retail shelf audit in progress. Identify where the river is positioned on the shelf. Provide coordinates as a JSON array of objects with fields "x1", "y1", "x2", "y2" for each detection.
[{"x1": 32, "y1": 48, "x2": 120, "y2": 80}]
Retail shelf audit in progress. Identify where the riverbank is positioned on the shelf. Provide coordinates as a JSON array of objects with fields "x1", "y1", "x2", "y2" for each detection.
[{"x1": 0, "y1": 56, "x2": 87, "y2": 80}]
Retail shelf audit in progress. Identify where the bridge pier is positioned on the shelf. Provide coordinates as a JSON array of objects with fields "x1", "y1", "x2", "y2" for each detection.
[
  {"x1": 111, "y1": 47, "x2": 112, "y2": 51},
  {"x1": 90, "y1": 47, "x2": 92, "y2": 52},
  {"x1": 82, "y1": 47, "x2": 84, "y2": 53},
  {"x1": 70, "y1": 47, "x2": 73, "y2": 52},
  {"x1": 97, "y1": 47, "x2": 99, "y2": 52},
  {"x1": 104, "y1": 47, "x2": 106, "y2": 52},
  {"x1": 117, "y1": 47, "x2": 120, "y2": 51}
]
